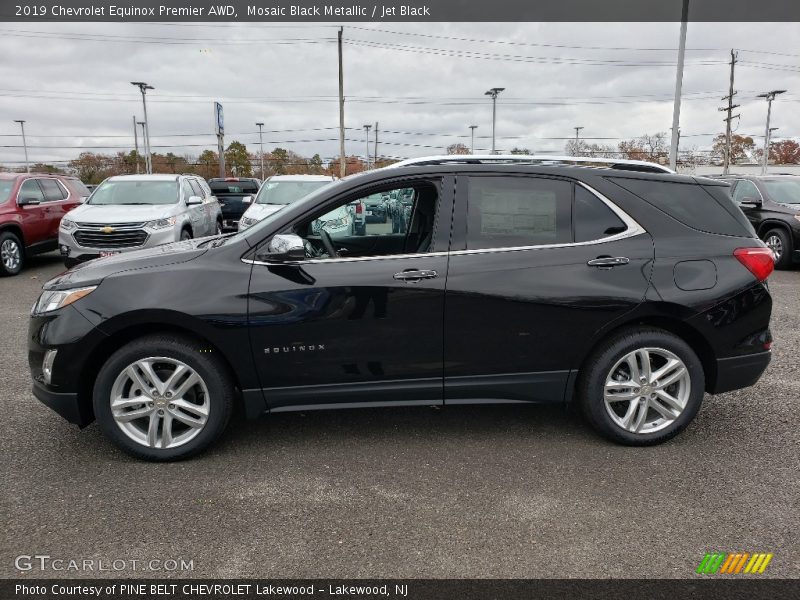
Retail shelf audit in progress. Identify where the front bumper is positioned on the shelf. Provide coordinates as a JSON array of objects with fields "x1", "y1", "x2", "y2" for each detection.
[
  {"x1": 59, "y1": 227, "x2": 178, "y2": 263},
  {"x1": 32, "y1": 379, "x2": 91, "y2": 427},
  {"x1": 710, "y1": 350, "x2": 771, "y2": 394}
]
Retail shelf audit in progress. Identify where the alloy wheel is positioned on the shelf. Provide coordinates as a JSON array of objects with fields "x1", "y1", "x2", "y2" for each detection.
[
  {"x1": 603, "y1": 347, "x2": 691, "y2": 434},
  {"x1": 765, "y1": 234, "x2": 783, "y2": 262},
  {"x1": 110, "y1": 357, "x2": 210, "y2": 449},
  {"x1": 1, "y1": 238, "x2": 21, "y2": 271}
]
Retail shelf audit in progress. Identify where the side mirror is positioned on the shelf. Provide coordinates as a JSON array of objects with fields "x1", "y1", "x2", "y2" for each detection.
[
  {"x1": 740, "y1": 196, "x2": 762, "y2": 207},
  {"x1": 18, "y1": 197, "x2": 41, "y2": 206},
  {"x1": 258, "y1": 234, "x2": 305, "y2": 263},
  {"x1": 242, "y1": 195, "x2": 253, "y2": 204},
  {"x1": 186, "y1": 195, "x2": 203, "y2": 205}
]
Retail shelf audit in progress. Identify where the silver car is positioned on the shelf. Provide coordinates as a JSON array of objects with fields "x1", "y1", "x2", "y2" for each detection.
[{"x1": 59, "y1": 174, "x2": 222, "y2": 267}]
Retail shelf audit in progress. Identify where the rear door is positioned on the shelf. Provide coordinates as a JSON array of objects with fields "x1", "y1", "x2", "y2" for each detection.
[
  {"x1": 443, "y1": 174, "x2": 654, "y2": 404},
  {"x1": 187, "y1": 179, "x2": 211, "y2": 236}
]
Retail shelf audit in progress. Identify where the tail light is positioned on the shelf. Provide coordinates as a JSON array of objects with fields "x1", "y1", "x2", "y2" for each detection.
[
  {"x1": 734, "y1": 247, "x2": 774, "y2": 282},
  {"x1": 355, "y1": 203, "x2": 363, "y2": 214}
]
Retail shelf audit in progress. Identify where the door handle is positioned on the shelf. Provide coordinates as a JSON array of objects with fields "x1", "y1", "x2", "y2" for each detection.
[
  {"x1": 587, "y1": 256, "x2": 630, "y2": 268},
  {"x1": 393, "y1": 269, "x2": 438, "y2": 281}
]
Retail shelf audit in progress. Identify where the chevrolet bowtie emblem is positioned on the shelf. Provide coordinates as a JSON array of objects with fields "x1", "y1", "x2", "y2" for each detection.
[{"x1": 102, "y1": 226, "x2": 115, "y2": 233}]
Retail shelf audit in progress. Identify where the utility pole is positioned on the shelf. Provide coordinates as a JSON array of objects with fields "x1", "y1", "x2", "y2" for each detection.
[
  {"x1": 758, "y1": 90, "x2": 786, "y2": 175},
  {"x1": 374, "y1": 122, "x2": 379, "y2": 167},
  {"x1": 132, "y1": 116, "x2": 140, "y2": 174},
  {"x1": 719, "y1": 50, "x2": 739, "y2": 175},
  {"x1": 469, "y1": 125, "x2": 478, "y2": 154},
  {"x1": 573, "y1": 126, "x2": 584, "y2": 155},
  {"x1": 363, "y1": 124, "x2": 372, "y2": 169},
  {"x1": 338, "y1": 27, "x2": 346, "y2": 178},
  {"x1": 131, "y1": 82, "x2": 154, "y2": 174},
  {"x1": 485, "y1": 87, "x2": 504, "y2": 154},
  {"x1": 256, "y1": 122, "x2": 265, "y2": 180},
  {"x1": 668, "y1": 0, "x2": 689, "y2": 171},
  {"x1": 13, "y1": 120, "x2": 29, "y2": 173}
]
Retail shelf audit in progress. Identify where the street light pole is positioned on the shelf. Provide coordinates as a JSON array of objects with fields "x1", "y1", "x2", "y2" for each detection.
[
  {"x1": 573, "y1": 126, "x2": 584, "y2": 156},
  {"x1": 469, "y1": 125, "x2": 478, "y2": 154},
  {"x1": 255, "y1": 122, "x2": 265, "y2": 180},
  {"x1": 485, "y1": 88, "x2": 504, "y2": 154},
  {"x1": 363, "y1": 124, "x2": 372, "y2": 169},
  {"x1": 757, "y1": 90, "x2": 786, "y2": 175},
  {"x1": 132, "y1": 115, "x2": 139, "y2": 174},
  {"x1": 668, "y1": 0, "x2": 690, "y2": 171},
  {"x1": 13, "y1": 120, "x2": 29, "y2": 173},
  {"x1": 131, "y1": 82, "x2": 154, "y2": 174},
  {"x1": 137, "y1": 121, "x2": 146, "y2": 174}
]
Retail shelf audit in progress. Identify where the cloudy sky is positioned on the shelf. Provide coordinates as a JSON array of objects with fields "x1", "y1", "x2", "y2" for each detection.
[{"x1": 1, "y1": 21, "x2": 799, "y2": 169}]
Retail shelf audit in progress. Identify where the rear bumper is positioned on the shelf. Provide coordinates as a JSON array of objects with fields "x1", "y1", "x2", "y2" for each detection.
[
  {"x1": 710, "y1": 351, "x2": 771, "y2": 394},
  {"x1": 32, "y1": 379, "x2": 92, "y2": 427}
]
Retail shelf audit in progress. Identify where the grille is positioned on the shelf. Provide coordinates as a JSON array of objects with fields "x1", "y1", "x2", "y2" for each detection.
[{"x1": 73, "y1": 224, "x2": 149, "y2": 249}]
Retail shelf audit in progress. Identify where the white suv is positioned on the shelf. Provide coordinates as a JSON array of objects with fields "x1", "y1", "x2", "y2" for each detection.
[
  {"x1": 59, "y1": 174, "x2": 222, "y2": 267},
  {"x1": 238, "y1": 174, "x2": 334, "y2": 231}
]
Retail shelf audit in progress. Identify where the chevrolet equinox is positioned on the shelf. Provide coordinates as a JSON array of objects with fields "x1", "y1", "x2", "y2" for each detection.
[{"x1": 29, "y1": 156, "x2": 774, "y2": 460}]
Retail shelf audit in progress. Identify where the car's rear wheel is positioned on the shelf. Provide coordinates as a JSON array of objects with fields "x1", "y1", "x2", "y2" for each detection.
[
  {"x1": 578, "y1": 328, "x2": 704, "y2": 445},
  {"x1": 0, "y1": 231, "x2": 24, "y2": 276},
  {"x1": 93, "y1": 335, "x2": 234, "y2": 461},
  {"x1": 764, "y1": 228, "x2": 792, "y2": 270}
]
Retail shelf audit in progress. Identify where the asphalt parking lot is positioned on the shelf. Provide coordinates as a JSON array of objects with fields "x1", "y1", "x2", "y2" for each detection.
[{"x1": 1, "y1": 252, "x2": 797, "y2": 579}]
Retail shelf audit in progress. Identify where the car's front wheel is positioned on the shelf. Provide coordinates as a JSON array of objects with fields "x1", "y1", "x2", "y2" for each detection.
[
  {"x1": 578, "y1": 328, "x2": 705, "y2": 445},
  {"x1": 93, "y1": 335, "x2": 234, "y2": 461},
  {"x1": 0, "y1": 231, "x2": 24, "y2": 276}
]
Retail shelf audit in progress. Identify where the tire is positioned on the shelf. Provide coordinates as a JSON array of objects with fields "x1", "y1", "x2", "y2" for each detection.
[
  {"x1": 0, "y1": 231, "x2": 24, "y2": 276},
  {"x1": 763, "y1": 228, "x2": 792, "y2": 270},
  {"x1": 93, "y1": 335, "x2": 234, "y2": 461},
  {"x1": 180, "y1": 228, "x2": 193, "y2": 241},
  {"x1": 577, "y1": 327, "x2": 705, "y2": 446}
]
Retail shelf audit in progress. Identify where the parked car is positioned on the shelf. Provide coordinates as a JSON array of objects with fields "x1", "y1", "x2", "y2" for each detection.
[
  {"x1": 363, "y1": 193, "x2": 388, "y2": 223},
  {"x1": 29, "y1": 156, "x2": 773, "y2": 460},
  {"x1": 0, "y1": 172, "x2": 86, "y2": 276},
  {"x1": 714, "y1": 174, "x2": 800, "y2": 269},
  {"x1": 207, "y1": 177, "x2": 261, "y2": 232},
  {"x1": 389, "y1": 188, "x2": 415, "y2": 233},
  {"x1": 238, "y1": 175, "x2": 334, "y2": 231},
  {"x1": 58, "y1": 174, "x2": 222, "y2": 267}
]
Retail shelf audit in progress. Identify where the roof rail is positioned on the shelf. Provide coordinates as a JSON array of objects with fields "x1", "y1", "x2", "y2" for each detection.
[{"x1": 386, "y1": 154, "x2": 675, "y2": 174}]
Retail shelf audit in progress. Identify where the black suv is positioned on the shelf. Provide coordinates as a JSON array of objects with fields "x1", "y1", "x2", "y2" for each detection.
[
  {"x1": 715, "y1": 174, "x2": 800, "y2": 269},
  {"x1": 29, "y1": 157, "x2": 774, "y2": 460},
  {"x1": 208, "y1": 177, "x2": 261, "y2": 231}
]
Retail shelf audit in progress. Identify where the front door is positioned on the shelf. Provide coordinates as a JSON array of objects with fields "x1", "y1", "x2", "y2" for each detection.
[
  {"x1": 444, "y1": 174, "x2": 654, "y2": 404},
  {"x1": 15, "y1": 179, "x2": 49, "y2": 247},
  {"x1": 247, "y1": 177, "x2": 453, "y2": 409}
]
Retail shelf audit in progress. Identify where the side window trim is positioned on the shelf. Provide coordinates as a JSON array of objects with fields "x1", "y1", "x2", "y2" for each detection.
[
  {"x1": 732, "y1": 179, "x2": 764, "y2": 204},
  {"x1": 18, "y1": 178, "x2": 46, "y2": 204}
]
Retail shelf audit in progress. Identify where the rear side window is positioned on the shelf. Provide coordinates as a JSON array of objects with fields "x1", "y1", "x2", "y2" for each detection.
[
  {"x1": 573, "y1": 186, "x2": 626, "y2": 242},
  {"x1": 466, "y1": 176, "x2": 571, "y2": 249},
  {"x1": 609, "y1": 177, "x2": 752, "y2": 237},
  {"x1": 39, "y1": 179, "x2": 68, "y2": 201}
]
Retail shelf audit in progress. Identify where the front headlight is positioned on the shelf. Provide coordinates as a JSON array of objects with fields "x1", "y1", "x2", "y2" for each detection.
[
  {"x1": 60, "y1": 218, "x2": 77, "y2": 231},
  {"x1": 144, "y1": 216, "x2": 177, "y2": 230},
  {"x1": 33, "y1": 286, "x2": 97, "y2": 314}
]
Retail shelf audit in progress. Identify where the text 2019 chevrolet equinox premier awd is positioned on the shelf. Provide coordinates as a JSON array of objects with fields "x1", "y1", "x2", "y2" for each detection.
[{"x1": 29, "y1": 156, "x2": 774, "y2": 460}]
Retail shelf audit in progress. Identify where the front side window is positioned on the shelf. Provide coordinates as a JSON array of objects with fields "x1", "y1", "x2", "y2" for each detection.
[
  {"x1": 466, "y1": 176, "x2": 571, "y2": 249},
  {"x1": 188, "y1": 179, "x2": 204, "y2": 199},
  {"x1": 18, "y1": 179, "x2": 45, "y2": 203},
  {"x1": 88, "y1": 180, "x2": 179, "y2": 205},
  {"x1": 732, "y1": 180, "x2": 760, "y2": 204}
]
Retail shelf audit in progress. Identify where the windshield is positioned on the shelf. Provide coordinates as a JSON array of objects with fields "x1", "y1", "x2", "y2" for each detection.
[
  {"x1": 88, "y1": 180, "x2": 179, "y2": 205},
  {"x1": 255, "y1": 180, "x2": 330, "y2": 205},
  {"x1": 763, "y1": 179, "x2": 800, "y2": 204},
  {"x1": 0, "y1": 180, "x2": 13, "y2": 203},
  {"x1": 210, "y1": 181, "x2": 259, "y2": 195}
]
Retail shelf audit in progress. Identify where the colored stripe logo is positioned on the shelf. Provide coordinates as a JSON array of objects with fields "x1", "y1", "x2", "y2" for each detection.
[{"x1": 696, "y1": 552, "x2": 773, "y2": 574}]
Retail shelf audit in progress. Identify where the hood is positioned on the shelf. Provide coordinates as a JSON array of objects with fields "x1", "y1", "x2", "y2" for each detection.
[
  {"x1": 44, "y1": 239, "x2": 208, "y2": 291},
  {"x1": 66, "y1": 203, "x2": 179, "y2": 223},
  {"x1": 243, "y1": 203, "x2": 285, "y2": 221}
]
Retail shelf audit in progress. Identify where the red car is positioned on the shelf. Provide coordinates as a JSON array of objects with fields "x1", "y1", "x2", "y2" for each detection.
[{"x1": 0, "y1": 172, "x2": 90, "y2": 276}]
